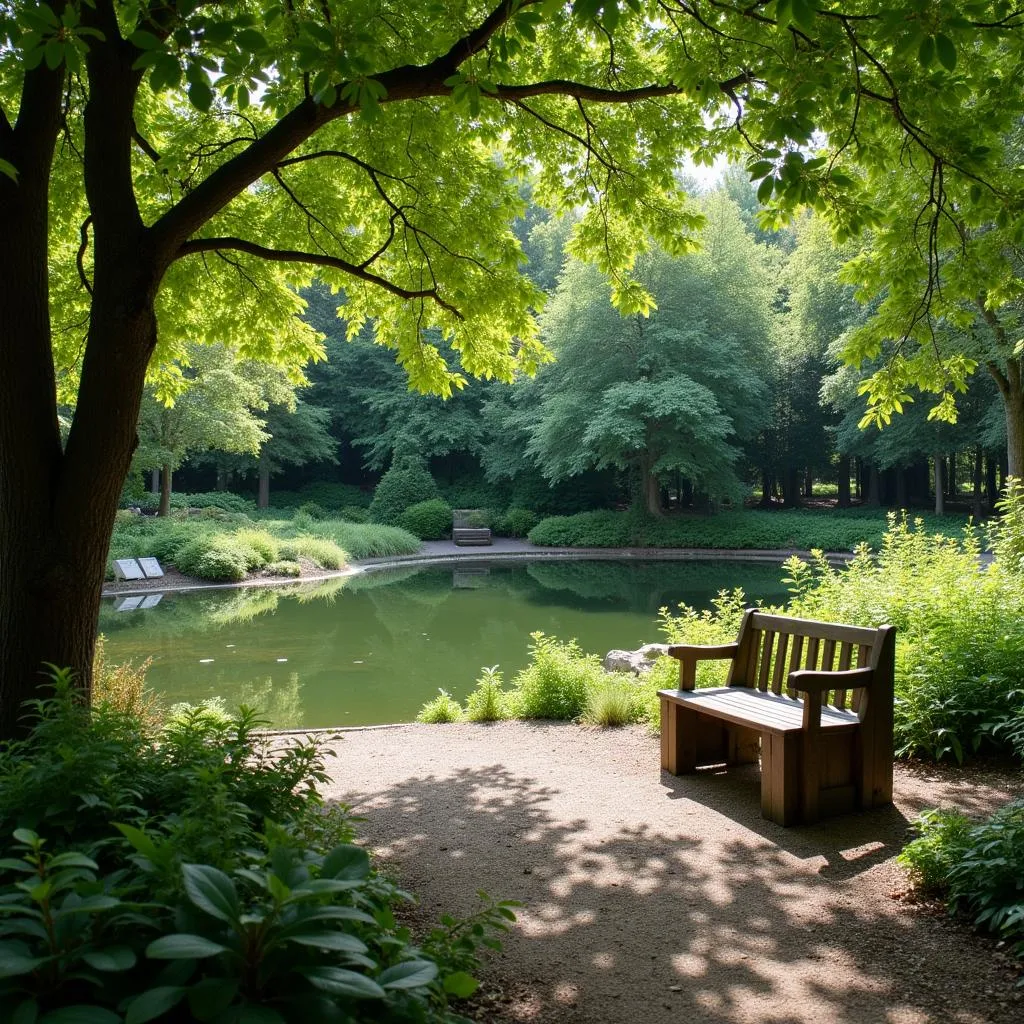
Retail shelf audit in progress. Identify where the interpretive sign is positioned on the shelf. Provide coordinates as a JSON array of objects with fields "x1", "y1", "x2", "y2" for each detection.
[
  {"x1": 113, "y1": 558, "x2": 145, "y2": 581},
  {"x1": 138, "y1": 557, "x2": 164, "y2": 579},
  {"x1": 140, "y1": 594, "x2": 163, "y2": 609},
  {"x1": 114, "y1": 595, "x2": 144, "y2": 611}
]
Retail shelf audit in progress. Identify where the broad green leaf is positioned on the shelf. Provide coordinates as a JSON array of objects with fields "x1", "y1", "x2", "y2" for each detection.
[
  {"x1": 378, "y1": 960, "x2": 438, "y2": 989},
  {"x1": 283, "y1": 931, "x2": 368, "y2": 954},
  {"x1": 935, "y1": 34, "x2": 957, "y2": 71},
  {"x1": 146, "y1": 933, "x2": 230, "y2": 959},
  {"x1": 187, "y1": 977, "x2": 239, "y2": 1022},
  {"x1": 442, "y1": 971, "x2": 479, "y2": 998},
  {"x1": 299, "y1": 966, "x2": 386, "y2": 999},
  {"x1": 182, "y1": 864, "x2": 239, "y2": 924},
  {"x1": 81, "y1": 946, "x2": 136, "y2": 972},
  {"x1": 918, "y1": 35, "x2": 935, "y2": 67},
  {"x1": 320, "y1": 844, "x2": 371, "y2": 881},
  {"x1": 124, "y1": 986, "x2": 187, "y2": 1024}
]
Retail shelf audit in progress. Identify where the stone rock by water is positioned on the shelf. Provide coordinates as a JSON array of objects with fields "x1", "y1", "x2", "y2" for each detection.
[{"x1": 603, "y1": 643, "x2": 670, "y2": 675}]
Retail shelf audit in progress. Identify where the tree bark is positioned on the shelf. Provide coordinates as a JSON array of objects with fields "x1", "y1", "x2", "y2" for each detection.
[
  {"x1": 837, "y1": 456, "x2": 851, "y2": 508},
  {"x1": 1005, "y1": 380, "x2": 1024, "y2": 481},
  {"x1": 643, "y1": 470, "x2": 663, "y2": 517},
  {"x1": 972, "y1": 447, "x2": 985, "y2": 519},
  {"x1": 866, "y1": 463, "x2": 881, "y2": 507},
  {"x1": 150, "y1": 468, "x2": 160, "y2": 494},
  {"x1": 159, "y1": 464, "x2": 173, "y2": 517},
  {"x1": 986, "y1": 454, "x2": 998, "y2": 511},
  {"x1": 258, "y1": 463, "x2": 271, "y2": 509},
  {"x1": 934, "y1": 454, "x2": 945, "y2": 515}
]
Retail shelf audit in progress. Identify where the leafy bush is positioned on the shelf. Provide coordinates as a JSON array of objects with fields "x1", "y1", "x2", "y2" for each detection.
[
  {"x1": 369, "y1": 455, "x2": 441, "y2": 526},
  {"x1": 900, "y1": 801, "x2": 1024, "y2": 962},
  {"x1": 271, "y1": 483, "x2": 372, "y2": 511},
  {"x1": 528, "y1": 507, "x2": 965, "y2": 551},
  {"x1": 400, "y1": 499, "x2": 453, "y2": 540},
  {"x1": 267, "y1": 559, "x2": 302, "y2": 577},
  {"x1": 92, "y1": 634, "x2": 161, "y2": 731},
  {"x1": 296, "y1": 500, "x2": 329, "y2": 520},
  {"x1": 496, "y1": 507, "x2": 538, "y2": 538},
  {"x1": 417, "y1": 689, "x2": 464, "y2": 723},
  {"x1": 0, "y1": 676, "x2": 515, "y2": 1021},
  {"x1": 174, "y1": 536, "x2": 249, "y2": 581},
  {"x1": 783, "y1": 514, "x2": 1024, "y2": 763},
  {"x1": 465, "y1": 666, "x2": 511, "y2": 723},
  {"x1": 509, "y1": 633, "x2": 607, "y2": 720},
  {"x1": 338, "y1": 505, "x2": 370, "y2": 523},
  {"x1": 232, "y1": 527, "x2": 281, "y2": 568}
]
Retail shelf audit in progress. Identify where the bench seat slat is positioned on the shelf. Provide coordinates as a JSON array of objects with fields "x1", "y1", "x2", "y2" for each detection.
[{"x1": 659, "y1": 687, "x2": 859, "y2": 735}]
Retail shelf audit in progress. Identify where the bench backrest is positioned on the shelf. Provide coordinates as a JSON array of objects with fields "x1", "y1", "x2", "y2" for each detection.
[{"x1": 728, "y1": 609, "x2": 890, "y2": 719}]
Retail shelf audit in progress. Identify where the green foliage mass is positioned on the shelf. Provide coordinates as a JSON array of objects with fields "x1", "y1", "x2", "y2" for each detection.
[
  {"x1": 464, "y1": 666, "x2": 512, "y2": 724},
  {"x1": 899, "y1": 803, "x2": 1024, "y2": 964},
  {"x1": 369, "y1": 455, "x2": 442, "y2": 526},
  {"x1": 527, "y1": 507, "x2": 965, "y2": 552},
  {"x1": 109, "y1": 508, "x2": 418, "y2": 581},
  {"x1": 0, "y1": 676, "x2": 515, "y2": 1021},
  {"x1": 416, "y1": 690, "x2": 464, "y2": 725},
  {"x1": 399, "y1": 499, "x2": 454, "y2": 541},
  {"x1": 495, "y1": 507, "x2": 539, "y2": 539}
]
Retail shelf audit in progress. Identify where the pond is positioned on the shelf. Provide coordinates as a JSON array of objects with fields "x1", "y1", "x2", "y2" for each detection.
[{"x1": 99, "y1": 558, "x2": 793, "y2": 729}]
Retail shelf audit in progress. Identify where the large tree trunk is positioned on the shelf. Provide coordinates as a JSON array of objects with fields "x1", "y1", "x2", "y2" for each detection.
[
  {"x1": 866, "y1": 463, "x2": 881, "y2": 507},
  {"x1": 1005, "y1": 382, "x2": 1024, "y2": 481},
  {"x1": 159, "y1": 464, "x2": 173, "y2": 517},
  {"x1": 934, "y1": 454, "x2": 945, "y2": 515},
  {"x1": 258, "y1": 463, "x2": 271, "y2": 509},
  {"x1": 837, "y1": 456, "x2": 851, "y2": 508},
  {"x1": 972, "y1": 448, "x2": 985, "y2": 519},
  {"x1": 642, "y1": 469, "x2": 663, "y2": 517},
  {"x1": 0, "y1": 28, "x2": 161, "y2": 735}
]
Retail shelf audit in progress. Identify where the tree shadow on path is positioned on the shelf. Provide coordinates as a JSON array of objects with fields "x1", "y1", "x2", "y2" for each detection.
[{"x1": 330, "y1": 726, "x2": 1020, "y2": 1024}]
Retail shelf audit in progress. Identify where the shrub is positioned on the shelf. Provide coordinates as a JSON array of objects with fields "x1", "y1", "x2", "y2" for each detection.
[
  {"x1": 174, "y1": 536, "x2": 249, "y2": 581},
  {"x1": 369, "y1": 454, "x2": 441, "y2": 525},
  {"x1": 281, "y1": 535, "x2": 346, "y2": 570},
  {"x1": 898, "y1": 808, "x2": 974, "y2": 892},
  {"x1": 232, "y1": 527, "x2": 280, "y2": 568},
  {"x1": 267, "y1": 559, "x2": 302, "y2": 577},
  {"x1": 400, "y1": 499, "x2": 453, "y2": 540},
  {"x1": 581, "y1": 677, "x2": 639, "y2": 727},
  {"x1": 296, "y1": 500, "x2": 328, "y2": 520},
  {"x1": 509, "y1": 633, "x2": 606, "y2": 720},
  {"x1": 92, "y1": 634, "x2": 161, "y2": 732},
  {"x1": 338, "y1": 504, "x2": 370, "y2": 523},
  {"x1": 0, "y1": 676, "x2": 515, "y2": 1021},
  {"x1": 417, "y1": 689, "x2": 464, "y2": 723},
  {"x1": 900, "y1": 801, "x2": 1024, "y2": 962},
  {"x1": 496, "y1": 507, "x2": 538, "y2": 538},
  {"x1": 465, "y1": 666, "x2": 511, "y2": 723}
]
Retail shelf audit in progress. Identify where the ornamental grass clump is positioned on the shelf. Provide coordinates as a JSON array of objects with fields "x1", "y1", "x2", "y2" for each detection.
[{"x1": 581, "y1": 677, "x2": 639, "y2": 728}]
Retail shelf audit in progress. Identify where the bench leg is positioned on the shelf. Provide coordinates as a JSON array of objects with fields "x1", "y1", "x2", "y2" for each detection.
[
  {"x1": 761, "y1": 731, "x2": 801, "y2": 826},
  {"x1": 660, "y1": 698, "x2": 698, "y2": 775},
  {"x1": 727, "y1": 725, "x2": 760, "y2": 765}
]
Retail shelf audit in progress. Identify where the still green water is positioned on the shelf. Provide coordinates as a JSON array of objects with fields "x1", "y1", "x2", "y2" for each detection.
[{"x1": 99, "y1": 559, "x2": 791, "y2": 728}]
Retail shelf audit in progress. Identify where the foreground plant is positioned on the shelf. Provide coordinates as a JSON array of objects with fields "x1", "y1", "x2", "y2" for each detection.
[{"x1": 0, "y1": 675, "x2": 516, "y2": 1021}]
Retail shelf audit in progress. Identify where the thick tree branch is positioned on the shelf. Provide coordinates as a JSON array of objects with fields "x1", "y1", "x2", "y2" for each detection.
[{"x1": 174, "y1": 236, "x2": 465, "y2": 319}]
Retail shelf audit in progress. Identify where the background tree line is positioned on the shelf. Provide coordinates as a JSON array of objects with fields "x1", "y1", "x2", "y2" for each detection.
[{"x1": 152, "y1": 172, "x2": 1011, "y2": 519}]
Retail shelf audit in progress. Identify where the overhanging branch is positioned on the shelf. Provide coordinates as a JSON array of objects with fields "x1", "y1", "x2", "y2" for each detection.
[{"x1": 174, "y1": 236, "x2": 464, "y2": 319}]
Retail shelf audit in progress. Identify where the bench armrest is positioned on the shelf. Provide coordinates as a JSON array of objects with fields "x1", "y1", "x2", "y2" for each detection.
[
  {"x1": 788, "y1": 667, "x2": 874, "y2": 693},
  {"x1": 668, "y1": 642, "x2": 739, "y2": 691},
  {"x1": 667, "y1": 643, "x2": 739, "y2": 661}
]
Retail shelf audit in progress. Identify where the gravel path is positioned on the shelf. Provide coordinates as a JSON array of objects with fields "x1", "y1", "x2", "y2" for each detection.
[{"x1": 322, "y1": 722, "x2": 1023, "y2": 1024}]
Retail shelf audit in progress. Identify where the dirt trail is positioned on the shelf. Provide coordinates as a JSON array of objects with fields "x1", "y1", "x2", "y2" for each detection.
[{"x1": 322, "y1": 722, "x2": 1022, "y2": 1024}]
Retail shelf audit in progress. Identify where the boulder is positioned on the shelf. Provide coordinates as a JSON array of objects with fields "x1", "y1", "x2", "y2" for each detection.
[{"x1": 602, "y1": 643, "x2": 670, "y2": 676}]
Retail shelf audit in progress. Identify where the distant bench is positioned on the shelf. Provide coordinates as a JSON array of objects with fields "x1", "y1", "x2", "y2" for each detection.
[
  {"x1": 659, "y1": 610, "x2": 895, "y2": 826},
  {"x1": 452, "y1": 527, "x2": 492, "y2": 546}
]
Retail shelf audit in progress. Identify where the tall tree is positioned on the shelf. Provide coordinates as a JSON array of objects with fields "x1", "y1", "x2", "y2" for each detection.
[
  {"x1": 134, "y1": 344, "x2": 296, "y2": 514},
  {"x1": 523, "y1": 197, "x2": 773, "y2": 514},
  {"x1": 2, "y1": 1, "x2": 1024, "y2": 731}
]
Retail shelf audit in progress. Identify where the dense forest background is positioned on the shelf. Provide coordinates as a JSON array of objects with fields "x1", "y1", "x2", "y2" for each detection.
[{"x1": 138, "y1": 170, "x2": 1009, "y2": 519}]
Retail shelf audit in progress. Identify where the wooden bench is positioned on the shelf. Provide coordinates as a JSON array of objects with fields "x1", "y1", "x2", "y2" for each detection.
[
  {"x1": 452, "y1": 527, "x2": 492, "y2": 546},
  {"x1": 659, "y1": 609, "x2": 895, "y2": 826}
]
